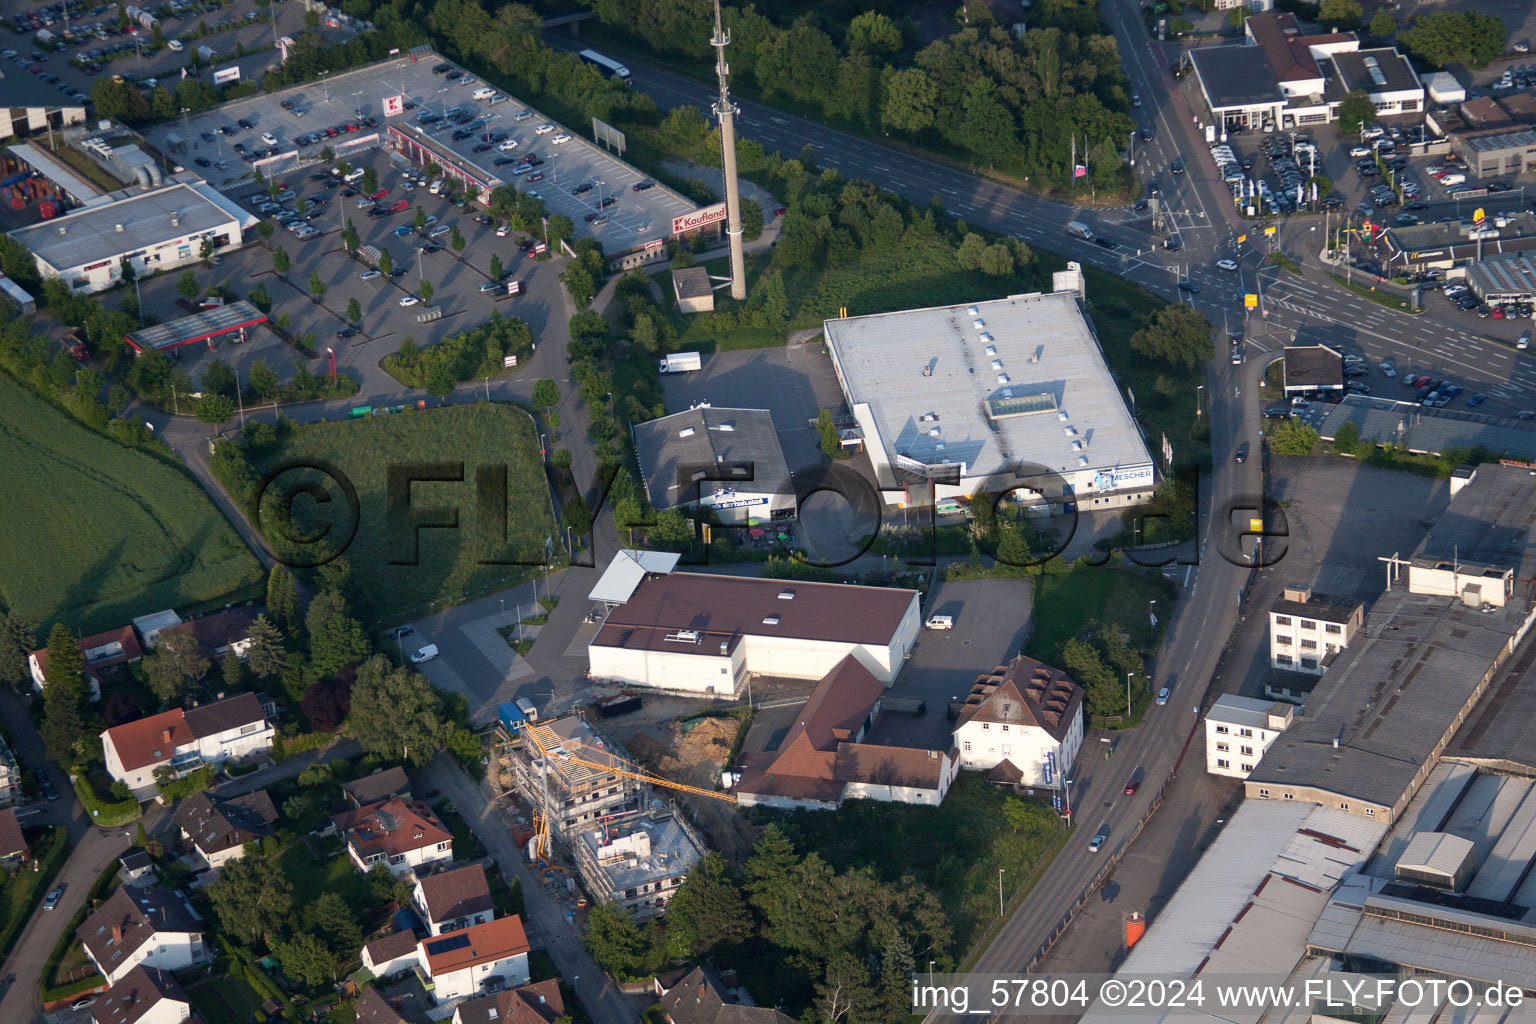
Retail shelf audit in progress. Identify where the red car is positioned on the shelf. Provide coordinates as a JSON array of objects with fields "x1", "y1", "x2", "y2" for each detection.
[
  {"x1": 774, "y1": 206, "x2": 786, "y2": 217},
  {"x1": 1124, "y1": 778, "x2": 1139, "y2": 796},
  {"x1": 345, "y1": 122, "x2": 359, "y2": 133},
  {"x1": 527, "y1": 172, "x2": 545, "y2": 182},
  {"x1": 370, "y1": 188, "x2": 389, "y2": 200},
  {"x1": 388, "y1": 199, "x2": 410, "y2": 212}
]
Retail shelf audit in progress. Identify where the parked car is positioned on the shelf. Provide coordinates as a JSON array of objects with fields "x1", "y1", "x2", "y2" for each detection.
[
  {"x1": 43, "y1": 887, "x2": 63, "y2": 911},
  {"x1": 399, "y1": 295, "x2": 419, "y2": 307}
]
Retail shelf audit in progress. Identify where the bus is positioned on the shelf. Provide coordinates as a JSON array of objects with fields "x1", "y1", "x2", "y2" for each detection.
[{"x1": 579, "y1": 49, "x2": 631, "y2": 82}]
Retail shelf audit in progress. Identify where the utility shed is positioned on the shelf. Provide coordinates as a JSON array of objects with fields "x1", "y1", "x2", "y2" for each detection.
[
  {"x1": 671, "y1": 265, "x2": 714, "y2": 313},
  {"x1": 1394, "y1": 832, "x2": 1475, "y2": 890}
]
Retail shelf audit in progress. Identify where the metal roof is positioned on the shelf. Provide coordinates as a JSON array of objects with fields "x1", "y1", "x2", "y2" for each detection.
[
  {"x1": 1207, "y1": 694, "x2": 1285, "y2": 729},
  {"x1": 124, "y1": 300, "x2": 267, "y2": 352},
  {"x1": 586, "y1": 549, "x2": 681, "y2": 605},
  {"x1": 1395, "y1": 831, "x2": 1474, "y2": 879},
  {"x1": 7, "y1": 142, "x2": 104, "y2": 203},
  {"x1": 1366, "y1": 761, "x2": 1476, "y2": 877},
  {"x1": 1315, "y1": 396, "x2": 1536, "y2": 463},
  {"x1": 1461, "y1": 128, "x2": 1536, "y2": 154},
  {"x1": 1468, "y1": 253, "x2": 1536, "y2": 296},
  {"x1": 630, "y1": 407, "x2": 791, "y2": 512},
  {"x1": 9, "y1": 182, "x2": 240, "y2": 273},
  {"x1": 1190, "y1": 44, "x2": 1285, "y2": 109},
  {"x1": 823, "y1": 291, "x2": 1152, "y2": 481},
  {"x1": 1467, "y1": 783, "x2": 1536, "y2": 902}
]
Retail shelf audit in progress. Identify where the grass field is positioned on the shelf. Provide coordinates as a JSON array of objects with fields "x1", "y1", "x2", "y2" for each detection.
[
  {"x1": 1025, "y1": 565, "x2": 1176, "y2": 667},
  {"x1": 187, "y1": 972, "x2": 264, "y2": 1024},
  {"x1": 276, "y1": 839, "x2": 372, "y2": 908},
  {"x1": 0, "y1": 372, "x2": 264, "y2": 635},
  {"x1": 1081, "y1": 267, "x2": 1212, "y2": 473},
  {"x1": 247, "y1": 403, "x2": 556, "y2": 625}
]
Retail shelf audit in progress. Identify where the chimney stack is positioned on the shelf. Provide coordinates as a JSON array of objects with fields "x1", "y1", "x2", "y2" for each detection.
[
  {"x1": 161, "y1": 729, "x2": 172, "y2": 744},
  {"x1": 111, "y1": 924, "x2": 122, "y2": 943}
]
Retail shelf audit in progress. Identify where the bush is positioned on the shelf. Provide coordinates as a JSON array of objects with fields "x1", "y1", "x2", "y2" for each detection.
[
  {"x1": 272, "y1": 728, "x2": 332, "y2": 762},
  {"x1": 383, "y1": 317, "x2": 534, "y2": 390},
  {"x1": 73, "y1": 774, "x2": 141, "y2": 827},
  {"x1": 157, "y1": 765, "x2": 213, "y2": 802}
]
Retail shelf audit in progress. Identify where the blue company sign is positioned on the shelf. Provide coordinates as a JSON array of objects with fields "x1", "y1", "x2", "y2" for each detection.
[
  {"x1": 1092, "y1": 465, "x2": 1155, "y2": 491},
  {"x1": 1043, "y1": 751, "x2": 1056, "y2": 786},
  {"x1": 701, "y1": 489, "x2": 769, "y2": 510}
]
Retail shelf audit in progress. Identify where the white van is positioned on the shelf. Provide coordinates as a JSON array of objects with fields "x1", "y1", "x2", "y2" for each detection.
[
  {"x1": 1066, "y1": 220, "x2": 1093, "y2": 240},
  {"x1": 429, "y1": 179, "x2": 444, "y2": 194},
  {"x1": 410, "y1": 644, "x2": 439, "y2": 664},
  {"x1": 342, "y1": 167, "x2": 366, "y2": 183},
  {"x1": 472, "y1": 86, "x2": 495, "y2": 101},
  {"x1": 167, "y1": 39, "x2": 183, "y2": 51},
  {"x1": 925, "y1": 615, "x2": 954, "y2": 630}
]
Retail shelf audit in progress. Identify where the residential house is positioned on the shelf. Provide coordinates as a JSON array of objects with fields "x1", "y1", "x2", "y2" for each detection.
[
  {"x1": 0, "y1": 733, "x2": 18, "y2": 807},
  {"x1": 131, "y1": 610, "x2": 183, "y2": 651},
  {"x1": 90, "y1": 965, "x2": 202, "y2": 1024},
  {"x1": 333, "y1": 797, "x2": 453, "y2": 877},
  {"x1": 952, "y1": 656, "x2": 1085, "y2": 790},
  {"x1": 118, "y1": 849, "x2": 155, "y2": 888},
  {"x1": 0, "y1": 806, "x2": 28, "y2": 866},
  {"x1": 156, "y1": 608, "x2": 258, "y2": 661},
  {"x1": 734, "y1": 655, "x2": 958, "y2": 811},
  {"x1": 341, "y1": 766, "x2": 411, "y2": 808},
  {"x1": 100, "y1": 693, "x2": 274, "y2": 799},
  {"x1": 1268, "y1": 584, "x2": 1363, "y2": 674},
  {"x1": 352, "y1": 988, "x2": 417, "y2": 1024},
  {"x1": 173, "y1": 790, "x2": 278, "y2": 871},
  {"x1": 413, "y1": 864, "x2": 494, "y2": 936},
  {"x1": 452, "y1": 979, "x2": 564, "y2": 1024},
  {"x1": 420, "y1": 915, "x2": 531, "y2": 1006},
  {"x1": 655, "y1": 967, "x2": 795, "y2": 1024},
  {"x1": 1205, "y1": 695, "x2": 1295, "y2": 779},
  {"x1": 361, "y1": 930, "x2": 421, "y2": 980},
  {"x1": 29, "y1": 625, "x2": 144, "y2": 701},
  {"x1": 79, "y1": 886, "x2": 208, "y2": 986}
]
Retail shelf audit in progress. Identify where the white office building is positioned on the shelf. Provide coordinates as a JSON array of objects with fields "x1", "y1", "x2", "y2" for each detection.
[
  {"x1": 823, "y1": 290, "x2": 1154, "y2": 513},
  {"x1": 1205, "y1": 695, "x2": 1294, "y2": 779},
  {"x1": 1267, "y1": 584, "x2": 1363, "y2": 674}
]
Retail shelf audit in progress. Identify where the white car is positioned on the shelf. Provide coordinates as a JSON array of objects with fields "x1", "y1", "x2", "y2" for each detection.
[
  {"x1": 260, "y1": 132, "x2": 278, "y2": 147},
  {"x1": 551, "y1": 133, "x2": 572, "y2": 144},
  {"x1": 360, "y1": 270, "x2": 382, "y2": 281},
  {"x1": 399, "y1": 295, "x2": 419, "y2": 307},
  {"x1": 1379, "y1": 363, "x2": 1397, "y2": 377},
  {"x1": 167, "y1": 38, "x2": 183, "y2": 51},
  {"x1": 1217, "y1": 258, "x2": 1239, "y2": 272},
  {"x1": 497, "y1": 139, "x2": 519, "y2": 151},
  {"x1": 1350, "y1": 145, "x2": 1372, "y2": 157},
  {"x1": 496, "y1": 224, "x2": 509, "y2": 237},
  {"x1": 534, "y1": 123, "x2": 555, "y2": 135}
]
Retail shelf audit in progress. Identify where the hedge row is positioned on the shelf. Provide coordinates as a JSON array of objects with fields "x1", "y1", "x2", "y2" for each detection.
[
  {"x1": 41, "y1": 866, "x2": 120, "y2": 1000},
  {"x1": 273, "y1": 729, "x2": 332, "y2": 762},
  {"x1": 0, "y1": 826, "x2": 67, "y2": 965},
  {"x1": 40, "y1": 972, "x2": 107, "y2": 1005},
  {"x1": 74, "y1": 775, "x2": 141, "y2": 826},
  {"x1": 157, "y1": 765, "x2": 213, "y2": 803}
]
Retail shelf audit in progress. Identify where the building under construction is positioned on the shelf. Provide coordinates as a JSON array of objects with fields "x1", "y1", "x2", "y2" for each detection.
[
  {"x1": 508, "y1": 715, "x2": 645, "y2": 846},
  {"x1": 571, "y1": 805, "x2": 706, "y2": 920}
]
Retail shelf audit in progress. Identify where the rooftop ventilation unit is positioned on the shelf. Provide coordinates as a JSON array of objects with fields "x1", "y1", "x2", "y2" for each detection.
[
  {"x1": 967, "y1": 305, "x2": 979, "y2": 316},
  {"x1": 664, "y1": 630, "x2": 701, "y2": 644},
  {"x1": 1057, "y1": 411, "x2": 1069, "y2": 421},
  {"x1": 928, "y1": 427, "x2": 941, "y2": 437},
  {"x1": 115, "y1": 223, "x2": 124, "y2": 232},
  {"x1": 1078, "y1": 456, "x2": 1090, "y2": 466},
  {"x1": 991, "y1": 360, "x2": 1004, "y2": 370},
  {"x1": 762, "y1": 614, "x2": 780, "y2": 625},
  {"x1": 979, "y1": 332, "x2": 993, "y2": 343},
  {"x1": 1064, "y1": 426, "x2": 1077, "y2": 436},
  {"x1": 678, "y1": 427, "x2": 695, "y2": 437},
  {"x1": 972, "y1": 319, "x2": 986, "y2": 329},
  {"x1": 1363, "y1": 56, "x2": 1387, "y2": 87},
  {"x1": 778, "y1": 589, "x2": 795, "y2": 600},
  {"x1": 984, "y1": 346, "x2": 997, "y2": 357},
  {"x1": 997, "y1": 374, "x2": 1010, "y2": 384},
  {"x1": 920, "y1": 412, "x2": 937, "y2": 422},
  {"x1": 1072, "y1": 440, "x2": 1084, "y2": 451}
]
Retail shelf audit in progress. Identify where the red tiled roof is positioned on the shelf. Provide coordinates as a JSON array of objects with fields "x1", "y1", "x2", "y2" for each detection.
[
  {"x1": 954, "y1": 655, "x2": 1083, "y2": 742},
  {"x1": 333, "y1": 797, "x2": 452, "y2": 863},
  {"x1": 422, "y1": 915, "x2": 529, "y2": 975},
  {"x1": 32, "y1": 625, "x2": 143, "y2": 684},
  {"x1": 103, "y1": 709, "x2": 196, "y2": 773},
  {"x1": 0, "y1": 806, "x2": 27, "y2": 859}
]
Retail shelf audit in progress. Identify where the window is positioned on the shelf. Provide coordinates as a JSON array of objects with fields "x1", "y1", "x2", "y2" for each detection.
[
  {"x1": 982, "y1": 723, "x2": 989, "y2": 730},
  {"x1": 1216, "y1": 742, "x2": 1229, "y2": 752},
  {"x1": 1239, "y1": 728, "x2": 1253, "y2": 737},
  {"x1": 239, "y1": 722, "x2": 261, "y2": 735},
  {"x1": 1276, "y1": 635, "x2": 1292, "y2": 646},
  {"x1": 1365, "y1": 808, "x2": 1375, "y2": 816},
  {"x1": 1301, "y1": 658, "x2": 1317, "y2": 669},
  {"x1": 1300, "y1": 619, "x2": 1316, "y2": 630},
  {"x1": 1300, "y1": 639, "x2": 1317, "y2": 651},
  {"x1": 1276, "y1": 654, "x2": 1293, "y2": 665},
  {"x1": 1001, "y1": 725, "x2": 1010, "y2": 733},
  {"x1": 1215, "y1": 725, "x2": 1228, "y2": 734},
  {"x1": 1275, "y1": 616, "x2": 1292, "y2": 626},
  {"x1": 1241, "y1": 764, "x2": 1252, "y2": 772},
  {"x1": 962, "y1": 741, "x2": 971, "y2": 752},
  {"x1": 1325, "y1": 623, "x2": 1342, "y2": 634},
  {"x1": 1241, "y1": 746, "x2": 1253, "y2": 756},
  {"x1": 1284, "y1": 792, "x2": 1293, "y2": 799},
  {"x1": 1258, "y1": 788, "x2": 1270, "y2": 797},
  {"x1": 1340, "y1": 802, "x2": 1349, "y2": 810},
  {"x1": 1216, "y1": 759, "x2": 1230, "y2": 768}
]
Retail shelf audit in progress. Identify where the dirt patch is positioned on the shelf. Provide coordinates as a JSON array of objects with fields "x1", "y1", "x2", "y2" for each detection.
[{"x1": 625, "y1": 715, "x2": 759, "y2": 861}]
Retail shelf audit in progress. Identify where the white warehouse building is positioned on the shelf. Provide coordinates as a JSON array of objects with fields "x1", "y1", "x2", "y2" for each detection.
[
  {"x1": 587, "y1": 552, "x2": 921, "y2": 697},
  {"x1": 8, "y1": 182, "x2": 247, "y2": 294},
  {"x1": 823, "y1": 290, "x2": 1156, "y2": 513}
]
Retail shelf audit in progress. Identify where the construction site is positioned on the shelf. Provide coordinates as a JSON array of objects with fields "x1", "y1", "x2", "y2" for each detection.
[{"x1": 497, "y1": 712, "x2": 737, "y2": 919}]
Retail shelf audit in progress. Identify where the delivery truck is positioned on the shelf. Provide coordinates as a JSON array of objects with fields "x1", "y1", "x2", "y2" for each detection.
[{"x1": 658, "y1": 351, "x2": 702, "y2": 374}]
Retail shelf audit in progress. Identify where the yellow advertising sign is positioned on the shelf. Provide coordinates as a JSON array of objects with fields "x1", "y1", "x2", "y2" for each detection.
[
  {"x1": 1244, "y1": 293, "x2": 1259, "y2": 308},
  {"x1": 1249, "y1": 517, "x2": 1264, "y2": 533},
  {"x1": 1474, "y1": 208, "x2": 1485, "y2": 224},
  {"x1": 1237, "y1": 234, "x2": 1248, "y2": 244},
  {"x1": 1264, "y1": 226, "x2": 1277, "y2": 236}
]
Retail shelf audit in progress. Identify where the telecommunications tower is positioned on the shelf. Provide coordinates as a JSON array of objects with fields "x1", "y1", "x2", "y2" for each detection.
[{"x1": 711, "y1": 0, "x2": 747, "y2": 299}]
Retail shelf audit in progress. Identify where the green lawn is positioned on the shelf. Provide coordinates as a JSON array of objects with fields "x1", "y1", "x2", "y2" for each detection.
[
  {"x1": 1025, "y1": 565, "x2": 1177, "y2": 667},
  {"x1": 1081, "y1": 267, "x2": 1212, "y2": 473},
  {"x1": 187, "y1": 972, "x2": 264, "y2": 1024},
  {"x1": 0, "y1": 371, "x2": 264, "y2": 635},
  {"x1": 276, "y1": 840, "x2": 372, "y2": 908},
  {"x1": 766, "y1": 773, "x2": 1064, "y2": 955},
  {"x1": 0, "y1": 826, "x2": 65, "y2": 963},
  {"x1": 246, "y1": 403, "x2": 556, "y2": 625}
]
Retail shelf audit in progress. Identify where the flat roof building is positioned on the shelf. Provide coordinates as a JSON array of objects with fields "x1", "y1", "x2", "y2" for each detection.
[
  {"x1": 508, "y1": 715, "x2": 642, "y2": 843},
  {"x1": 571, "y1": 809, "x2": 705, "y2": 920},
  {"x1": 1267, "y1": 583, "x2": 1363, "y2": 675},
  {"x1": 1204, "y1": 694, "x2": 1293, "y2": 779},
  {"x1": 1376, "y1": 211, "x2": 1536, "y2": 272},
  {"x1": 824, "y1": 291, "x2": 1155, "y2": 512},
  {"x1": 671, "y1": 266, "x2": 714, "y2": 313},
  {"x1": 9, "y1": 182, "x2": 244, "y2": 293},
  {"x1": 631, "y1": 407, "x2": 795, "y2": 524},
  {"x1": 588, "y1": 568, "x2": 921, "y2": 697},
  {"x1": 123, "y1": 300, "x2": 268, "y2": 353},
  {"x1": 1314, "y1": 395, "x2": 1536, "y2": 461},
  {"x1": 1281, "y1": 344, "x2": 1342, "y2": 394},
  {"x1": 1466, "y1": 251, "x2": 1536, "y2": 303}
]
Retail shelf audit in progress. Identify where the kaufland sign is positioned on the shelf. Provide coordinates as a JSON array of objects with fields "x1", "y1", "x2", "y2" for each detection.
[{"x1": 672, "y1": 202, "x2": 727, "y2": 236}]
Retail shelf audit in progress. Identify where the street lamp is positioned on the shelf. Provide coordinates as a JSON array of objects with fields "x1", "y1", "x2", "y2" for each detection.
[
  {"x1": 319, "y1": 70, "x2": 331, "y2": 103},
  {"x1": 998, "y1": 868, "x2": 1006, "y2": 917},
  {"x1": 1126, "y1": 672, "x2": 1133, "y2": 717}
]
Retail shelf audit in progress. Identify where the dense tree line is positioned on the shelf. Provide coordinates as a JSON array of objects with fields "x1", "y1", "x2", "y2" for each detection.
[{"x1": 382, "y1": 315, "x2": 535, "y2": 395}]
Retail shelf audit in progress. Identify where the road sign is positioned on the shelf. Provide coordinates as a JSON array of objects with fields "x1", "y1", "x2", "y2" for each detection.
[
  {"x1": 1264, "y1": 226, "x2": 1277, "y2": 236},
  {"x1": 1249, "y1": 517, "x2": 1264, "y2": 532},
  {"x1": 1237, "y1": 234, "x2": 1247, "y2": 244},
  {"x1": 1244, "y1": 293, "x2": 1258, "y2": 309}
]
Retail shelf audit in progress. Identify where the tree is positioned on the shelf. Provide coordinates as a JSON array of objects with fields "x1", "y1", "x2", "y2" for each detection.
[
  {"x1": 665, "y1": 851, "x2": 752, "y2": 959},
  {"x1": 266, "y1": 565, "x2": 301, "y2": 632},
  {"x1": 551, "y1": 448, "x2": 573, "y2": 469},
  {"x1": 309, "y1": 609, "x2": 369, "y2": 676},
  {"x1": 956, "y1": 232, "x2": 988, "y2": 271},
  {"x1": 304, "y1": 891, "x2": 362, "y2": 956},
  {"x1": 308, "y1": 271, "x2": 327, "y2": 301},
  {"x1": 546, "y1": 214, "x2": 573, "y2": 250},
  {"x1": 489, "y1": 254, "x2": 503, "y2": 282},
  {"x1": 1336, "y1": 89, "x2": 1375, "y2": 136},
  {"x1": 341, "y1": 219, "x2": 360, "y2": 253},
  {"x1": 368, "y1": 863, "x2": 412, "y2": 908},
  {"x1": 451, "y1": 226, "x2": 466, "y2": 253},
  {"x1": 532, "y1": 378, "x2": 560, "y2": 413},
  {"x1": 145, "y1": 629, "x2": 210, "y2": 704},
  {"x1": 377, "y1": 249, "x2": 394, "y2": 276},
  {"x1": 244, "y1": 615, "x2": 288, "y2": 679},
  {"x1": 177, "y1": 270, "x2": 199, "y2": 303},
  {"x1": 817, "y1": 408, "x2": 839, "y2": 457},
  {"x1": 0, "y1": 612, "x2": 35, "y2": 690},
  {"x1": 348, "y1": 655, "x2": 443, "y2": 765},
  {"x1": 275, "y1": 932, "x2": 334, "y2": 988},
  {"x1": 195, "y1": 393, "x2": 234, "y2": 425},
  {"x1": 221, "y1": 650, "x2": 246, "y2": 692},
  {"x1": 302, "y1": 679, "x2": 351, "y2": 732},
  {"x1": 200, "y1": 358, "x2": 237, "y2": 400},
  {"x1": 206, "y1": 852, "x2": 293, "y2": 942},
  {"x1": 563, "y1": 494, "x2": 593, "y2": 536},
  {"x1": 415, "y1": 206, "x2": 427, "y2": 231},
  {"x1": 246, "y1": 360, "x2": 278, "y2": 401},
  {"x1": 1368, "y1": 9, "x2": 1396, "y2": 37},
  {"x1": 362, "y1": 167, "x2": 378, "y2": 194},
  {"x1": 346, "y1": 298, "x2": 362, "y2": 324},
  {"x1": 420, "y1": 279, "x2": 434, "y2": 306},
  {"x1": 40, "y1": 624, "x2": 87, "y2": 763},
  {"x1": 1128, "y1": 305, "x2": 1213, "y2": 370},
  {"x1": 1318, "y1": 0, "x2": 1363, "y2": 29},
  {"x1": 1269, "y1": 418, "x2": 1320, "y2": 456},
  {"x1": 582, "y1": 901, "x2": 641, "y2": 974},
  {"x1": 1398, "y1": 10, "x2": 1505, "y2": 68},
  {"x1": 847, "y1": 10, "x2": 902, "y2": 59},
  {"x1": 426, "y1": 363, "x2": 457, "y2": 397},
  {"x1": 562, "y1": 262, "x2": 596, "y2": 306},
  {"x1": 272, "y1": 247, "x2": 290, "y2": 277}
]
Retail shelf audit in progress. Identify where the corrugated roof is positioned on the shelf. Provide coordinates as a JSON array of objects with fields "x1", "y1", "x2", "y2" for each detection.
[
  {"x1": 9, "y1": 182, "x2": 239, "y2": 273},
  {"x1": 1466, "y1": 783, "x2": 1536, "y2": 901},
  {"x1": 1396, "y1": 831, "x2": 1474, "y2": 879},
  {"x1": 1366, "y1": 761, "x2": 1476, "y2": 877},
  {"x1": 1316, "y1": 396, "x2": 1536, "y2": 464},
  {"x1": 586, "y1": 549, "x2": 681, "y2": 605}
]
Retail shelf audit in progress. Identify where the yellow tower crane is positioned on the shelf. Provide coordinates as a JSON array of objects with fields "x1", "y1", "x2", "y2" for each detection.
[{"x1": 523, "y1": 721, "x2": 738, "y2": 804}]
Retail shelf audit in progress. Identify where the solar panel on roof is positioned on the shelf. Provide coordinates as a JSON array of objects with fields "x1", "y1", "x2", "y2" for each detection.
[
  {"x1": 425, "y1": 932, "x2": 472, "y2": 956},
  {"x1": 986, "y1": 391, "x2": 1058, "y2": 419}
]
